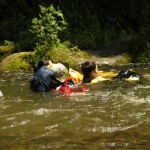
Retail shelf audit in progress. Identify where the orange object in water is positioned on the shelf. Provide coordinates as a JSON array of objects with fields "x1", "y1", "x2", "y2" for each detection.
[{"x1": 68, "y1": 68, "x2": 83, "y2": 84}]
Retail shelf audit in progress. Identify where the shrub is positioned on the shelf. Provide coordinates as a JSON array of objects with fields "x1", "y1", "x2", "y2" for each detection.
[
  {"x1": 30, "y1": 5, "x2": 67, "y2": 59},
  {"x1": 128, "y1": 25, "x2": 150, "y2": 62}
]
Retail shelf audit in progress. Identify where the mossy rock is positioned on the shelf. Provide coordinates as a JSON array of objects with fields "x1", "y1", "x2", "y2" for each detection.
[
  {"x1": 115, "y1": 53, "x2": 132, "y2": 64},
  {"x1": 45, "y1": 47, "x2": 91, "y2": 67},
  {"x1": 0, "y1": 52, "x2": 34, "y2": 72},
  {"x1": 0, "y1": 45, "x2": 16, "y2": 61},
  {"x1": 0, "y1": 45, "x2": 15, "y2": 53}
]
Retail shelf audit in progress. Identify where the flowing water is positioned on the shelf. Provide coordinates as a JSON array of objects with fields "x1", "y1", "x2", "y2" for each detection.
[{"x1": 0, "y1": 64, "x2": 150, "y2": 150}]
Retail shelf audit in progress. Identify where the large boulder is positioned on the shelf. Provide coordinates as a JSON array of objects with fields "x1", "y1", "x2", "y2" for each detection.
[{"x1": 0, "y1": 52, "x2": 34, "y2": 72}]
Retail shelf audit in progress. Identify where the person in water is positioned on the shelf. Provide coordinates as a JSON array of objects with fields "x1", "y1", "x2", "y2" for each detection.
[
  {"x1": 30, "y1": 61, "x2": 69, "y2": 92},
  {"x1": 33, "y1": 59, "x2": 53, "y2": 74},
  {"x1": 81, "y1": 61, "x2": 107, "y2": 84},
  {"x1": 81, "y1": 61, "x2": 141, "y2": 83}
]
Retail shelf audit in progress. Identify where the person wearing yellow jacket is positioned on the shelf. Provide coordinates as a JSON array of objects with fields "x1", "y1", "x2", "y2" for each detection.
[
  {"x1": 81, "y1": 61, "x2": 141, "y2": 84},
  {"x1": 81, "y1": 61, "x2": 108, "y2": 84}
]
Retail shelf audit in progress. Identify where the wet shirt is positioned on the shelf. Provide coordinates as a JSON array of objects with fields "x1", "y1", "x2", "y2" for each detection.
[{"x1": 30, "y1": 66, "x2": 60, "y2": 92}]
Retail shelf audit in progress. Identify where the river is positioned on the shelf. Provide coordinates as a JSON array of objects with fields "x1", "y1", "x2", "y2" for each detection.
[{"x1": 0, "y1": 64, "x2": 150, "y2": 150}]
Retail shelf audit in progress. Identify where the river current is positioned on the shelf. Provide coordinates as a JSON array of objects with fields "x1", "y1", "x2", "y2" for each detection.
[{"x1": 0, "y1": 64, "x2": 150, "y2": 149}]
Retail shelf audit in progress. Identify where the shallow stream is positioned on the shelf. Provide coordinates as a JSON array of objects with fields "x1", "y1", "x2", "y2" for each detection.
[{"x1": 0, "y1": 64, "x2": 150, "y2": 149}]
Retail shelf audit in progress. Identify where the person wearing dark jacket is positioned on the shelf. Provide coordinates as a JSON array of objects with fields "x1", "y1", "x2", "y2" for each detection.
[{"x1": 30, "y1": 63, "x2": 68, "y2": 92}]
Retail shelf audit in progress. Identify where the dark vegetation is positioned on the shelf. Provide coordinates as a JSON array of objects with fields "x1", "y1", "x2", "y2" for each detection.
[{"x1": 0, "y1": 0, "x2": 150, "y2": 63}]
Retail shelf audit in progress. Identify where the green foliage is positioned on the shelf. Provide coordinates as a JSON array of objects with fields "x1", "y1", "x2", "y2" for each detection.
[
  {"x1": 137, "y1": 50, "x2": 150, "y2": 63},
  {"x1": 0, "y1": 0, "x2": 35, "y2": 51},
  {"x1": 30, "y1": 5, "x2": 67, "y2": 59},
  {"x1": 2, "y1": 55, "x2": 31, "y2": 71},
  {"x1": 0, "y1": 0, "x2": 150, "y2": 63},
  {"x1": 59, "y1": 0, "x2": 150, "y2": 51},
  {"x1": 128, "y1": 24, "x2": 150, "y2": 62},
  {"x1": 3, "y1": 40, "x2": 14, "y2": 46},
  {"x1": 68, "y1": 15, "x2": 102, "y2": 49},
  {"x1": 0, "y1": 44, "x2": 16, "y2": 62},
  {"x1": 7, "y1": 57, "x2": 30, "y2": 71},
  {"x1": 45, "y1": 43, "x2": 77, "y2": 66},
  {"x1": 45, "y1": 41, "x2": 90, "y2": 66},
  {"x1": 60, "y1": 1, "x2": 103, "y2": 49}
]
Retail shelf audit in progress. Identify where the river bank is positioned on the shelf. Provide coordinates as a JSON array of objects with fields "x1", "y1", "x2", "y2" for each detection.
[{"x1": 0, "y1": 40, "x2": 131, "y2": 72}]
